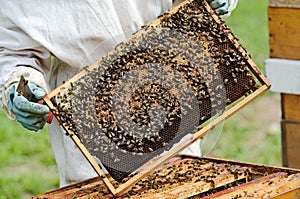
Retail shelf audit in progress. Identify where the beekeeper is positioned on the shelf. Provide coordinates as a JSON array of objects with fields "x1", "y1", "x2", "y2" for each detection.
[{"x1": 0, "y1": 0, "x2": 238, "y2": 187}]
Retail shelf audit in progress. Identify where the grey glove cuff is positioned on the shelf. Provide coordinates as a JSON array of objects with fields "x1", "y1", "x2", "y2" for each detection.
[{"x1": 222, "y1": 0, "x2": 238, "y2": 18}]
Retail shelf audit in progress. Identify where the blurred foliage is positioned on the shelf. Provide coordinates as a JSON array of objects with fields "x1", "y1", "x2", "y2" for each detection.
[{"x1": 0, "y1": 110, "x2": 59, "y2": 199}]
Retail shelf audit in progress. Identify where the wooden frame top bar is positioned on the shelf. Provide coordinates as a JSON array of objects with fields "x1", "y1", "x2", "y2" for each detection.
[{"x1": 269, "y1": 0, "x2": 300, "y2": 8}]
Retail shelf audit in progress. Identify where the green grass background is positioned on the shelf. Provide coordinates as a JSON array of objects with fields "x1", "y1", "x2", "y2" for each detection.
[{"x1": 0, "y1": 0, "x2": 281, "y2": 198}]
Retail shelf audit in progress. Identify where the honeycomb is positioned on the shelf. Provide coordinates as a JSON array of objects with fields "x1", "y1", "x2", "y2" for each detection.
[{"x1": 47, "y1": 0, "x2": 267, "y2": 184}]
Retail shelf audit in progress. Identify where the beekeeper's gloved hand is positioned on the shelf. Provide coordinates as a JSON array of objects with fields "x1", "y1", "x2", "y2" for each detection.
[
  {"x1": 207, "y1": 0, "x2": 229, "y2": 15},
  {"x1": 8, "y1": 83, "x2": 50, "y2": 131}
]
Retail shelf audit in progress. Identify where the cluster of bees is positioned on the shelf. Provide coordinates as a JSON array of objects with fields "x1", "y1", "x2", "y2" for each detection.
[
  {"x1": 122, "y1": 159, "x2": 249, "y2": 197},
  {"x1": 50, "y1": 0, "x2": 258, "y2": 181},
  {"x1": 74, "y1": 158, "x2": 251, "y2": 197}
]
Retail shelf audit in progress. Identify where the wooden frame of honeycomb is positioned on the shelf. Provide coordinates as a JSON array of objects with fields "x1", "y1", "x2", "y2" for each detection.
[{"x1": 43, "y1": 0, "x2": 270, "y2": 195}]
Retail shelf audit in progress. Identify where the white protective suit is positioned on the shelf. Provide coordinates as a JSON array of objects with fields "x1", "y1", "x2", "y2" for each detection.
[{"x1": 0, "y1": 0, "x2": 238, "y2": 187}]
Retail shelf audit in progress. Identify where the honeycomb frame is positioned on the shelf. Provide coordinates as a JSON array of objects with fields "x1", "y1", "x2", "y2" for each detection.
[{"x1": 43, "y1": 0, "x2": 270, "y2": 195}]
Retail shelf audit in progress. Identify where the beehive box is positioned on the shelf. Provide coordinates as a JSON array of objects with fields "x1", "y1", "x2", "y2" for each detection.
[
  {"x1": 268, "y1": 0, "x2": 300, "y2": 170},
  {"x1": 43, "y1": 0, "x2": 270, "y2": 195},
  {"x1": 32, "y1": 156, "x2": 300, "y2": 199}
]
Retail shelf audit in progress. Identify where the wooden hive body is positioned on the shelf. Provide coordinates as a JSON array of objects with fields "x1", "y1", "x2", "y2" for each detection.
[{"x1": 32, "y1": 156, "x2": 300, "y2": 198}]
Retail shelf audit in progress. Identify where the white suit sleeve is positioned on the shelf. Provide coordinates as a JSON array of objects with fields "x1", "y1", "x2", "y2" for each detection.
[{"x1": 0, "y1": 8, "x2": 51, "y2": 119}]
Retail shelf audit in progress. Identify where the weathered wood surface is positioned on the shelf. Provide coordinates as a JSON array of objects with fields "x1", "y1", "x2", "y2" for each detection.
[
  {"x1": 269, "y1": 0, "x2": 300, "y2": 8},
  {"x1": 282, "y1": 94, "x2": 300, "y2": 121},
  {"x1": 272, "y1": 186, "x2": 300, "y2": 199},
  {"x1": 281, "y1": 120, "x2": 300, "y2": 169},
  {"x1": 269, "y1": 7, "x2": 300, "y2": 60},
  {"x1": 269, "y1": 3, "x2": 300, "y2": 170}
]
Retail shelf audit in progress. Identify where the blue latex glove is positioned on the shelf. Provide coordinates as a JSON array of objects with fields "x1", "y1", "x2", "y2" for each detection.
[
  {"x1": 207, "y1": 0, "x2": 229, "y2": 15},
  {"x1": 8, "y1": 83, "x2": 50, "y2": 131}
]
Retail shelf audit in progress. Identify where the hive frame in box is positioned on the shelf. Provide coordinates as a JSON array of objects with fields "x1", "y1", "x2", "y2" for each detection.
[
  {"x1": 32, "y1": 156, "x2": 300, "y2": 198},
  {"x1": 43, "y1": 0, "x2": 270, "y2": 196}
]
